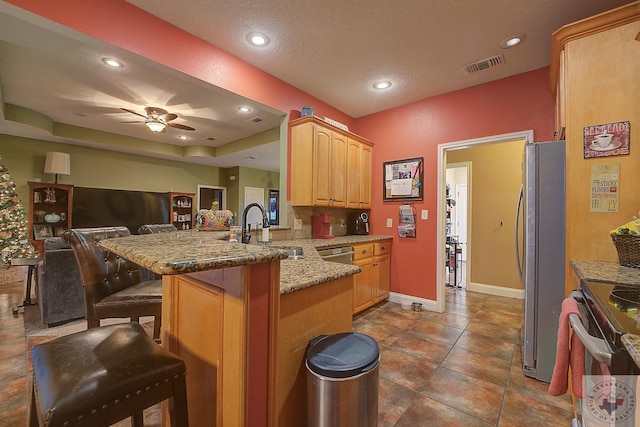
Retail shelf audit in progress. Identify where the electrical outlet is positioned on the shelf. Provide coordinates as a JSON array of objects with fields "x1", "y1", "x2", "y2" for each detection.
[
  {"x1": 294, "y1": 219, "x2": 303, "y2": 230},
  {"x1": 386, "y1": 218, "x2": 392, "y2": 228},
  {"x1": 421, "y1": 209, "x2": 428, "y2": 220}
]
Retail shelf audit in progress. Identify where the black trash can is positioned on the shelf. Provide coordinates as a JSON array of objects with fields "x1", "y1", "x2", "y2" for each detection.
[{"x1": 306, "y1": 332, "x2": 380, "y2": 427}]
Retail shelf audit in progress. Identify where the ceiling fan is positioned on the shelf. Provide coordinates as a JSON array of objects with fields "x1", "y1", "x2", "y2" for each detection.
[{"x1": 120, "y1": 106, "x2": 195, "y2": 133}]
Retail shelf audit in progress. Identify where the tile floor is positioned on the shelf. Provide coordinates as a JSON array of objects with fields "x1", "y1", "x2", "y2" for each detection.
[{"x1": 0, "y1": 271, "x2": 573, "y2": 426}]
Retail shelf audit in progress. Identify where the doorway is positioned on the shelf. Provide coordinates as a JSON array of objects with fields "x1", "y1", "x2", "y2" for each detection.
[
  {"x1": 436, "y1": 130, "x2": 532, "y2": 313},
  {"x1": 446, "y1": 163, "x2": 470, "y2": 288},
  {"x1": 197, "y1": 185, "x2": 226, "y2": 210}
]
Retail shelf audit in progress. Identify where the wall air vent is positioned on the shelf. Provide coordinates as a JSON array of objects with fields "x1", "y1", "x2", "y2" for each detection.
[{"x1": 464, "y1": 54, "x2": 504, "y2": 74}]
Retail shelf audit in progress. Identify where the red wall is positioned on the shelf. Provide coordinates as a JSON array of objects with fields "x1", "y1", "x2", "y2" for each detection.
[
  {"x1": 352, "y1": 68, "x2": 555, "y2": 299},
  {"x1": 8, "y1": 0, "x2": 556, "y2": 301}
]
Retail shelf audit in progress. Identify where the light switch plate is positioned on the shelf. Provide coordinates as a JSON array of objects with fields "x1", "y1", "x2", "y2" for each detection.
[
  {"x1": 386, "y1": 218, "x2": 392, "y2": 228},
  {"x1": 294, "y1": 219, "x2": 302, "y2": 230},
  {"x1": 421, "y1": 210, "x2": 428, "y2": 220}
]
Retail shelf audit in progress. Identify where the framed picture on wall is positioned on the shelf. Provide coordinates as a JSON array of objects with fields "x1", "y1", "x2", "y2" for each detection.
[{"x1": 383, "y1": 157, "x2": 424, "y2": 201}]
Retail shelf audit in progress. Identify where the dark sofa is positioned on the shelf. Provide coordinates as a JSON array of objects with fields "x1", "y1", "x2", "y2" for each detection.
[
  {"x1": 37, "y1": 237, "x2": 85, "y2": 326},
  {"x1": 37, "y1": 237, "x2": 157, "y2": 327}
]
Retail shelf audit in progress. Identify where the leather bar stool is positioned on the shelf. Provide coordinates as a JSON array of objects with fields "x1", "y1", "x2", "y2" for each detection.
[
  {"x1": 137, "y1": 224, "x2": 178, "y2": 234},
  {"x1": 63, "y1": 227, "x2": 162, "y2": 340},
  {"x1": 29, "y1": 322, "x2": 188, "y2": 427}
]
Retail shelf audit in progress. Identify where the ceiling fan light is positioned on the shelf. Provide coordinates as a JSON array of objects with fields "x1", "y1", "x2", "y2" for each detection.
[{"x1": 145, "y1": 120, "x2": 167, "y2": 133}]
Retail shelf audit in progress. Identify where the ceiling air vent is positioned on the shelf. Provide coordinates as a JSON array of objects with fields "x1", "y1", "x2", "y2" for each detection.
[
  {"x1": 250, "y1": 117, "x2": 263, "y2": 123},
  {"x1": 464, "y1": 54, "x2": 504, "y2": 74}
]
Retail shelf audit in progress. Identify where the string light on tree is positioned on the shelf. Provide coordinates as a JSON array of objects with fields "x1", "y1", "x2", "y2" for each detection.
[{"x1": 0, "y1": 158, "x2": 36, "y2": 264}]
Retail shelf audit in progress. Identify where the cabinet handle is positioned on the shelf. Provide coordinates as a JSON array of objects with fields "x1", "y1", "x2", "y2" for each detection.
[{"x1": 380, "y1": 246, "x2": 385, "y2": 250}]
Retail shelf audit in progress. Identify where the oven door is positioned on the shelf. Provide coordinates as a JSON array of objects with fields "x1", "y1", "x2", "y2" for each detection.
[{"x1": 568, "y1": 291, "x2": 612, "y2": 375}]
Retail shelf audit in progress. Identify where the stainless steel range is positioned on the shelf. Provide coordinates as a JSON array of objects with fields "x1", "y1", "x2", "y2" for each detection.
[{"x1": 571, "y1": 280, "x2": 640, "y2": 376}]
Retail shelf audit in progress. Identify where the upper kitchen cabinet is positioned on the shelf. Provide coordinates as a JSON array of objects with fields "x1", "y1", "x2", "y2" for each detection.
[
  {"x1": 290, "y1": 116, "x2": 373, "y2": 208},
  {"x1": 549, "y1": 2, "x2": 639, "y2": 290},
  {"x1": 347, "y1": 139, "x2": 373, "y2": 209}
]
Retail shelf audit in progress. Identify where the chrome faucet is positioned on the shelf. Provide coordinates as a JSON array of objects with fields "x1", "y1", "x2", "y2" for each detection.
[{"x1": 241, "y1": 203, "x2": 270, "y2": 244}]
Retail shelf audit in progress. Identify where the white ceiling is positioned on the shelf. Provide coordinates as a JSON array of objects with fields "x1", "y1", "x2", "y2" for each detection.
[{"x1": 0, "y1": 0, "x2": 633, "y2": 172}]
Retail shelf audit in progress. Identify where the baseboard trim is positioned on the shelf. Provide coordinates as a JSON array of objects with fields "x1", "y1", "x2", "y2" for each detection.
[
  {"x1": 388, "y1": 292, "x2": 439, "y2": 312},
  {"x1": 466, "y1": 282, "x2": 524, "y2": 299}
]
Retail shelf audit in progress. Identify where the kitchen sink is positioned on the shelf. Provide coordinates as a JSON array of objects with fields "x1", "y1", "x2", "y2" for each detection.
[{"x1": 284, "y1": 247, "x2": 304, "y2": 260}]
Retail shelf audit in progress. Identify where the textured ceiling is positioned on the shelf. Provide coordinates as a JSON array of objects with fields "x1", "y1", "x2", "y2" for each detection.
[
  {"x1": 128, "y1": 0, "x2": 634, "y2": 118},
  {"x1": 0, "y1": 0, "x2": 634, "y2": 172}
]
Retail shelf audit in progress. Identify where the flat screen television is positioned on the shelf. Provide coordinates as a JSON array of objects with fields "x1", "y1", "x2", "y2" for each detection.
[{"x1": 72, "y1": 187, "x2": 170, "y2": 234}]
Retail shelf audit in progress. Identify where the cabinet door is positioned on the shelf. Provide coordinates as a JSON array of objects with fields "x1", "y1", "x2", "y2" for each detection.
[
  {"x1": 313, "y1": 127, "x2": 332, "y2": 206},
  {"x1": 353, "y1": 257, "x2": 374, "y2": 313},
  {"x1": 359, "y1": 144, "x2": 372, "y2": 208},
  {"x1": 373, "y1": 254, "x2": 390, "y2": 302},
  {"x1": 347, "y1": 140, "x2": 361, "y2": 208},
  {"x1": 329, "y1": 132, "x2": 347, "y2": 207}
]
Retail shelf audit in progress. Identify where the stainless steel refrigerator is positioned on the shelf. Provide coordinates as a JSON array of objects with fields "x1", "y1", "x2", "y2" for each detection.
[{"x1": 515, "y1": 140, "x2": 566, "y2": 383}]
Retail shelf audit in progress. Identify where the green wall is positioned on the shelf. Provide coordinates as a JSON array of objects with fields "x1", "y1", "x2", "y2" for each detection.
[{"x1": 0, "y1": 134, "x2": 277, "y2": 220}]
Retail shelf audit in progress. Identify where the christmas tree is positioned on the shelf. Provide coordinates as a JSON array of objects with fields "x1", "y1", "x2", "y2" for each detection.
[{"x1": 0, "y1": 158, "x2": 37, "y2": 264}]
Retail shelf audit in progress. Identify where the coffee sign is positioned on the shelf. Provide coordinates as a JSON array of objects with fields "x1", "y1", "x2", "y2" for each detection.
[{"x1": 583, "y1": 120, "x2": 630, "y2": 159}]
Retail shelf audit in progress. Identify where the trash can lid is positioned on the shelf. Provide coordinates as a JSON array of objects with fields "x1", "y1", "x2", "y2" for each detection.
[{"x1": 306, "y1": 332, "x2": 379, "y2": 378}]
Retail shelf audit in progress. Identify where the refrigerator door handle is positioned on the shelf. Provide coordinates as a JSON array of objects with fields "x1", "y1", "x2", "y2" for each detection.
[{"x1": 515, "y1": 185, "x2": 524, "y2": 280}]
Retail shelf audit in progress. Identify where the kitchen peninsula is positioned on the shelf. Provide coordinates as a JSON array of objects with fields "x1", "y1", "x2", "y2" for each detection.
[{"x1": 98, "y1": 230, "x2": 381, "y2": 426}]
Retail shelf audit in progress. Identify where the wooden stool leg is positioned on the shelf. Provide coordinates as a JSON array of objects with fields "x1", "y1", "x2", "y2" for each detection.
[
  {"x1": 29, "y1": 380, "x2": 39, "y2": 427},
  {"x1": 170, "y1": 373, "x2": 189, "y2": 427},
  {"x1": 132, "y1": 411, "x2": 144, "y2": 427}
]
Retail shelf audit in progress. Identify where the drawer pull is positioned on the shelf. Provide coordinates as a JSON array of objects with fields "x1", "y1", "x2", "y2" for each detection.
[{"x1": 361, "y1": 249, "x2": 367, "y2": 254}]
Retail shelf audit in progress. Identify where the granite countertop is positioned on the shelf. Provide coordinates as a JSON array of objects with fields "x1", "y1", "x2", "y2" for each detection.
[
  {"x1": 570, "y1": 259, "x2": 640, "y2": 286},
  {"x1": 99, "y1": 231, "x2": 393, "y2": 295},
  {"x1": 622, "y1": 334, "x2": 640, "y2": 368}
]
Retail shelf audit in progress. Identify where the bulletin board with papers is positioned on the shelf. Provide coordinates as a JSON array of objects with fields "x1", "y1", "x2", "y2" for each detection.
[{"x1": 383, "y1": 157, "x2": 423, "y2": 201}]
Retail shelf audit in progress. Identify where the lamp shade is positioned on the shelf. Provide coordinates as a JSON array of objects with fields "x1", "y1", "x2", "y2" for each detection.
[{"x1": 44, "y1": 152, "x2": 70, "y2": 183}]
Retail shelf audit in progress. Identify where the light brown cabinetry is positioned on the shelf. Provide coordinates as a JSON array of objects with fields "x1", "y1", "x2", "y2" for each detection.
[
  {"x1": 290, "y1": 116, "x2": 373, "y2": 208},
  {"x1": 169, "y1": 192, "x2": 194, "y2": 230},
  {"x1": 277, "y1": 276, "x2": 353, "y2": 427},
  {"x1": 28, "y1": 182, "x2": 73, "y2": 257},
  {"x1": 347, "y1": 140, "x2": 372, "y2": 208},
  {"x1": 161, "y1": 261, "x2": 280, "y2": 427},
  {"x1": 352, "y1": 240, "x2": 391, "y2": 314},
  {"x1": 549, "y1": 3, "x2": 640, "y2": 292}
]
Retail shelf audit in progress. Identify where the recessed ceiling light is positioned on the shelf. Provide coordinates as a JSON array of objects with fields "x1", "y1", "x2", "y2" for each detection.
[
  {"x1": 373, "y1": 80, "x2": 392, "y2": 90},
  {"x1": 500, "y1": 34, "x2": 526, "y2": 49},
  {"x1": 247, "y1": 32, "x2": 270, "y2": 47},
  {"x1": 101, "y1": 57, "x2": 124, "y2": 68},
  {"x1": 178, "y1": 135, "x2": 189, "y2": 140},
  {"x1": 238, "y1": 106, "x2": 252, "y2": 113}
]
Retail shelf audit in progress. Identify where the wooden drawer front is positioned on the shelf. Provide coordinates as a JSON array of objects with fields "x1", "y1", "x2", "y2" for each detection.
[
  {"x1": 352, "y1": 243, "x2": 374, "y2": 261},
  {"x1": 374, "y1": 241, "x2": 391, "y2": 256}
]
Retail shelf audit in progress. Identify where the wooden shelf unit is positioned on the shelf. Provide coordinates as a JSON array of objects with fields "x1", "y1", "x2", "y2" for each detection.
[
  {"x1": 170, "y1": 192, "x2": 195, "y2": 230},
  {"x1": 28, "y1": 182, "x2": 73, "y2": 257}
]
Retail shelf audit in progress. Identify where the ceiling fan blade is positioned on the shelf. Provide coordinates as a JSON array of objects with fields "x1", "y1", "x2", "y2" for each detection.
[
  {"x1": 159, "y1": 113, "x2": 178, "y2": 122},
  {"x1": 145, "y1": 106, "x2": 168, "y2": 118},
  {"x1": 120, "y1": 108, "x2": 148, "y2": 119},
  {"x1": 168, "y1": 123, "x2": 196, "y2": 131},
  {"x1": 120, "y1": 120, "x2": 143, "y2": 124}
]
